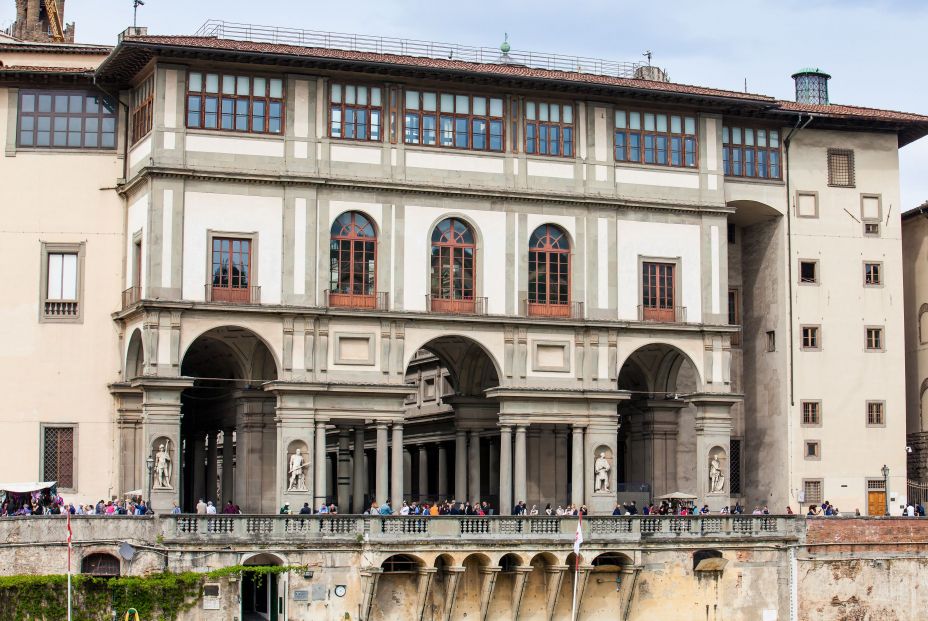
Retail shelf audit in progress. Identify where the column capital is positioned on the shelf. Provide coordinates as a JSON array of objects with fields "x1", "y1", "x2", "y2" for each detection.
[
  {"x1": 392, "y1": 422, "x2": 404, "y2": 430},
  {"x1": 479, "y1": 566, "x2": 503, "y2": 575}
]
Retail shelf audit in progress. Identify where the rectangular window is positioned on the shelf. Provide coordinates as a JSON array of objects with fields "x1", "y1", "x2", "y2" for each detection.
[
  {"x1": 18, "y1": 90, "x2": 117, "y2": 149},
  {"x1": 615, "y1": 110, "x2": 697, "y2": 168},
  {"x1": 187, "y1": 71, "x2": 284, "y2": 135},
  {"x1": 805, "y1": 441, "x2": 820, "y2": 460},
  {"x1": 865, "y1": 327, "x2": 884, "y2": 351},
  {"x1": 827, "y1": 148, "x2": 855, "y2": 187},
  {"x1": 641, "y1": 262, "x2": 676, "y2": 321},
  {"x1": 723, "y1": 125, "x2": 781, "y2": 179},
  {"x1": 404, "y1": 90, "x2": 503, "y2": 152},
  {"x1": 801, "y1": 325, "x2": 820, "y2": 350},
  {"x1": 525, "y1": 101, "x2": 574, "y2": 157},
  {"x1": 803, "y1": 479, "x2": 823, "y2": 505},
  {"x1": 40, "y1": 242, "x2": 84, "y2": 322},
  {"x1": 210, "y1": 237, "x2": 253, "y2": 303},
  {"x1": 801, "y1": 401, "x2": 821, "y2": 426},
  {"x1": 866, "y1": 401, "x2": 885, "y2": 426},
  {"x1": 42, "y1": 425, "x2": 75, "y2": 489},
  {"x1": 799, "y1": 260, "x2": 818, "y2": 284},
  {"x1": 330, "y1": 83, "x2": 383, "y2": 142},
  {"x1": 131, "y1": 74, "x2": 154, "y2": 144},
  {"x1": 766, "y1": 330, "x2": 776, "y2": 352},
  {"x1": 729, "y1": 438, "x2": 742, "y2": 494},
  {"x1": 864, "y1": 222, "x2": 881, "y2": 237},
  {"x1": 864, "y1": 262, "x2": 882, "y2": 286}
]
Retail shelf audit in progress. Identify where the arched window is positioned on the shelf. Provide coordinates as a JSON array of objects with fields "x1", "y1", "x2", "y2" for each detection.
[
  {"x1": 329, "y1": 211, "x2": 377, "y2": 308},
  {"x1": 81, "y1": 553, "x2": 120, "y2": 577},
  {"x1": 430, "y1": 218, "x2": 476, "y2": 313},
  {"x1": 528, "y1": 224, "x2": 570, "y2": 317}
]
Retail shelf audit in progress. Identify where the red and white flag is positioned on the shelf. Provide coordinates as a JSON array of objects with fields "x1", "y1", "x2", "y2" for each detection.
[
  {"x1": 66, "y1": 511, "x2": 72, "y2": 546},
  {"x1": 573, "y1": 513, "x2": 583, "y2": 556}
]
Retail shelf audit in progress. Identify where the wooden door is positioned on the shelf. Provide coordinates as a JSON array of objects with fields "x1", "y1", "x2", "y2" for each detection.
[{"x1": 867, "y1": 491, "x2": 885, "y2": 516}]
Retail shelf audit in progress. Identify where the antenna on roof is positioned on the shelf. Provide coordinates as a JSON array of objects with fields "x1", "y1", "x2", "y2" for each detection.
[
  {"x1": 133, "y1": 0, "x2": 145, "y2": 28},
  {"x1": 643, "y1": 50, "x2": 652, "y2": 66},
  {"x1": 744, "y1": 78, "x2": 747, "y2": 93}
]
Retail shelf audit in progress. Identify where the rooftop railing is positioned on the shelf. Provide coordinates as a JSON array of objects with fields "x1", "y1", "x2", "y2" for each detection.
[{"x1": 192, "y1": 20, "x2": 651, "y2": 79}]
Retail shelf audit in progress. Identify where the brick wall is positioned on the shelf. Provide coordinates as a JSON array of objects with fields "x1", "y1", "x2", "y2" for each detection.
[{"x1": 805, "y1": 517, "x2": 928, "y2": 554}]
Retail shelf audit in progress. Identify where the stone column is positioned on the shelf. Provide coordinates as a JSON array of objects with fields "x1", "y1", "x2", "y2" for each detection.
[
  {"x1": 468, "y1": 430, "x2": 481, "y2": 503},
  {"x1": 499, "y1": 425, "x2": 512, "y2": 515},
  {"x1": 571, "y1": 425, "x2": 584, "y2": 506},
  {"x1": 391, "y1": 423, "x2": 404, "y2": 510},
  {"x1": 192, "y1": 434, "x2": 206, "y2": 503},
  {"x1": 514, "y1": 425, "x2": 527, "y2": 506},
  {"x1": 455, "y1": 429, "x2": 467, "y2": 501},
  {"x1": 418, "y1": 445, "x2": 428, "y2": 501},
  {"x1": 488, "y1": 437, "x2": 499, "y2": 499},
  {"x1": 478, "y1": 566, "x2": 502, "y2": 621},
  {"x1": 205, "y1": 430, "x2": 218, "y2": 504},
  {"x1": 527, "y1": 428, "x2": 541, "y2": 503},
  {"x1": 314, "y1": 419, "x2": 327, "y2": 508},
  {"x1": 221, "y1": 427, "x2": 234, "y2": 507},
  {"x1": 233, "y1": 392, "x2": 269, "y2": 514},
  {"x1": 437, "y1": 443, "x2": 448, "y2": 500},
  {"x1": 554, "y1": 428, "x2": 568, "y2": 506},
  {"x1": 337, "y1": 428, "x2": 351, "y2": 512},
  {"x1": 375, "y1": 422, "x2": 389, "y2": 505},
  {"x1": 690, "y1": 395, "x2": 738, "y2": 511},
  {"x1": 353, "y1": 426, "x2": 366, "y2": 513}
]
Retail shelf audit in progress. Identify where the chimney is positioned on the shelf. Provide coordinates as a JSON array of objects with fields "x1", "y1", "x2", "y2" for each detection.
[
  {"x1": 791, "y1": 68, "x2": 831, "y2": 105},
  {"x1": 634, "y1": 65, "x2": 669, "y2": 83}
]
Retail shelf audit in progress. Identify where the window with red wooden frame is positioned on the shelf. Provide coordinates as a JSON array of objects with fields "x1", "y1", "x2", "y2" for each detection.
[
  {"x1": 528, "y1": 224, "x2": 570, "y2": 317},
  {"x1": 642, "y1": 262, "x2": 676, "y2": 321},
  {"x1": 42, "y1": 426, "x2": 74, "y2": 489},
  {"x1": 210, "y1": 237, "x2": 251, "y2": 302},
  {"x1": 404, "y1": 90, "x2": 504, "y2": 152},
  {"x1": 430, "y1": 218, "x2": 476, "y2": 312},
  {"x1": 615, "y1": 110, "x2": 697, "y2": 168},
  {"x1": 722, "y1": 126, "x2": 781, "y2": 179},
  {"x1": 186, "y1": 71, "x2": 283, "y2": 134},
  {"x1": 131, "y1": 74, "x2": 154, "y2": 145},
  {"x1": 329, "y1": 211, "x2": 377, "y2": 308},
  {"x1": 329, "y1": 83, "x2": 383, "y2": 141},
  {"x1": 525, "y1": 101, "x2": 574, "y2": 157}
]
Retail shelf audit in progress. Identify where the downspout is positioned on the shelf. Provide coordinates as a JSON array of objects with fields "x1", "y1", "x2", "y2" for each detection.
[{"x1": 93, "y1": 75, "x2": 130, "y2": 182}]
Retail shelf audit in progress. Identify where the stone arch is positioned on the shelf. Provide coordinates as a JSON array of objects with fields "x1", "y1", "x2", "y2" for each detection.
[
  {"x1": 454, "y1": 553, "x2": 492, "y2": 618},
  {"x1": 241, "y1": 551, "x2": 287, "y2": 566},
  {"x1": 920, "y1": 378, "x2": 928, "y2": 430},
  {"x1": 693, "y1": 549, "x2": 723, "y2": 572},
  {"x1": 81, "y1": 551, "x2": 121, "y2": 577},
  {"x1": 404, "y1": 333, "x2": 502, "y2": 397},
  {"x1": 617, "y1": 342, "x2": 703, "y2": 396},
  {"x1": 591, "y1": 552, "x2": 632, "y2": 569},
  {"x1": 240, "y1": 552, "x2": 288, "y2": 621},
  {"x1": 124, "y1": 328, "x2": 144, "y2": 381},
  {"x1": 918, "y1": 303, "x2": 928, "y2": 345},
  {"x1": 380, "y1": 554, "x2": 425, "y2": 572},
  {"x1": 179, "y1": 322, "x2": 282, "y2": 380},
  {"x1": 519, "y1": 552, "x2": 562, "y2": 620},
  {"x1": 498, "y1": 552, "x2": 525, "y2": 570}
]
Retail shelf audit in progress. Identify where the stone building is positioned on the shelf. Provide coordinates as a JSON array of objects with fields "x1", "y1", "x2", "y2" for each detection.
[
  {"x1": 10, "y1": 0, "x2": 75, "y2": 43},
  {"x1": 1, "y1": 21, "x2": 926, "y2": 516},
  {"x1": 903, "y1": 203, "x2": 928, "y2": 485}
]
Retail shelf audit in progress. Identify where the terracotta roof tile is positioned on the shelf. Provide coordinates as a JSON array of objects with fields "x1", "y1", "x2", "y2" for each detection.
[
  {"x1": 775, "y1": 100, "x2": 928, "y2": 123},
  {"x1": 0, "y1": 65, "x2": 94, "y2": 73}
]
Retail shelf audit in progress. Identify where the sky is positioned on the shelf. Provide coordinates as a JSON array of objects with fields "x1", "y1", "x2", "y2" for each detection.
[{"x1": 5, "y1": 0, "x2": 927, "y2": 208}]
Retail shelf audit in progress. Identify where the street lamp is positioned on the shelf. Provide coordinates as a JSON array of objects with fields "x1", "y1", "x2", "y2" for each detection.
[
  {"x1": 146, "y1": 455, "x2": 155, "y2": 515},
  {"x1": 881, "y1": 464, "x2": 890, "y2": 516}
]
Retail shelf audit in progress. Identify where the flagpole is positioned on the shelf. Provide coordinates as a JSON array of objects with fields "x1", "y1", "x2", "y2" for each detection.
[
  {"x1": 571, "y1": 512, "x2": 583, "y2": 621},
  {"x1": 67, "y1": 511, "x2": 72, "y2": 621}
]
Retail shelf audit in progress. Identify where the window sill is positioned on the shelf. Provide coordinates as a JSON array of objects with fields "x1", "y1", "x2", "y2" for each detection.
[
  {"x1": 401, "y1": 143, "x2": 505, "y2": 157},
  {"x1": 614, "y1": 161, "x2": 698, "y2": 173},
  {"x1": 185, "y1": 128, "x2": 284, "y2": 141},
  {"x1": 12, "y1": 147, "x2": 117, "y2": 155},
  {"x1": 327, "y1": 137, "x2": 385, "y2": 146},
  {"x1": 724, "y1": 176, "x2": 785, "y2": 186}
]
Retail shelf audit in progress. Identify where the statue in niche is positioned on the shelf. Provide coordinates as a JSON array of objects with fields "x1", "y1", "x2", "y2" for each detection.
[
  {"x1": 153, "y1": 441, "x2": 173, "y2": 490},
  {"x1": 709, "y1": 452, "x2": 725, "y2": 493},
  {"x1": 288, "y1": 448, "x2": 307, "y2": 492},
  {"x1": 594, "y1": 451, "x2": 611, "y2": 492}
]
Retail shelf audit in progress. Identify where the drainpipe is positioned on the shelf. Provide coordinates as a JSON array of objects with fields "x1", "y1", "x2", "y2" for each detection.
[{"x1": 93, "y1": 75, "x2": 130, "y2": 182}]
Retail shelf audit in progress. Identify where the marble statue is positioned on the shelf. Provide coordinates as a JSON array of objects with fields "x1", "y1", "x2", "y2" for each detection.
[
  {"x1": 288, "y1": 448, "x2": 307, "y2": 492},
  {"x1": 709, "y1": 452, "x2": 725, "y2": 493},
  {"x1": 594, "y1": 452, "x2": 611, "y2": 492},
  {"x1": 153, "y1": 441, "x2": 172, "y2": 490}
]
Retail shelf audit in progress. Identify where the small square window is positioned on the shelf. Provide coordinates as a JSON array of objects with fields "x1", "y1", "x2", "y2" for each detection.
[
  {"x1": 864, "y1": 262, "x2": 882, "y2": 286},
  {"x1": 796, "y1": 191, "x2": 819, "y2": 218},
  {"x1": 866, "y1": 401, "x2": 885, "y2": 426},
  {"x1": 827, "y1": 148, "x2": 855, "y2": 188},
  {"x1": 865, "y1": 327, "x2": 884, "y2": 351},
  {"x1": 801, "y1": 325, "x2": 820, "y2": 350},
  {"x1": 805, "y1": 441, "x2": 820, "y2": 460},
  {"x1": 803, "y1": 479, "x2": 823, "y2": 505},
  {"x1": 801, "y1": 401, "x2": 821, "y2": 426},
  {"x1": 864, "y1": 222, "x2": 881, "y2": 237},
  {"x1": 766, "y1": 330, "x2": 776, "y2": 352},
  {"x1": 799, "y1": 260, "x2": 818, "y2": 284}
]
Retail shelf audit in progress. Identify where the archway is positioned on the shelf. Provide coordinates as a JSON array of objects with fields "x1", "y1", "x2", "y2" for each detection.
[
  {"x1": 241, "y1": 553, "x2": 286, "y2": 621},
  {"x1": 398, "y1": 335, "x2": 500, "y2": 509},
  {"x1": 617, "y1": 343, "x2": 701, "y2": 502},
  {"x1": 124, "y1": 329, "x2": 144, "y2": 380},
  {"x1": 373, "y1": 554, "x2": 424, "y2": 621},
  {"x1": 180, "y1": 326, "x2": 278, "y2": 512}
]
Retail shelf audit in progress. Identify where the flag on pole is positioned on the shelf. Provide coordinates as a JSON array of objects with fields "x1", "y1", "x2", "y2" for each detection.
[
  {"x1": 573, "y1": 513, "x2": 584, "y2": 556},
  {"x1": 66, "y1": 511, "x2": 72, "y2": 547}
]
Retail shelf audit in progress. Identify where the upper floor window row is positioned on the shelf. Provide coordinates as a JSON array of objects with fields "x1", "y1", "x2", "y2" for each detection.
[
  {"x1": 723, "y1": 126, "x2": 781, "y2": 179},
  {"x1": 525, "y1": 101, "x2": 574, "y2": 157},
  {"x1": 17, "y1": 90, "x2": 117, "y2": 149},
  {"x1": 614, "y1": 110, "x2": 697, "y2": 168},
  {"x1": 403, "y1": 91, "x2": 504, "y2": 151},
  {"x1": 330, "y1": 83, "x2": 383, "y2": 141},
  {"x1": 186, "y1": 72, "x2": 284, "y2": 134},
  {"x1": 131, "y1": 74, "x2": 154, "y2": 145}
]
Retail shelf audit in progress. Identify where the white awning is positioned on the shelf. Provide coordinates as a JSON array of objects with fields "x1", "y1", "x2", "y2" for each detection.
[{"x1": 0, "y1": 482, "x2": 56, "y2": 493}]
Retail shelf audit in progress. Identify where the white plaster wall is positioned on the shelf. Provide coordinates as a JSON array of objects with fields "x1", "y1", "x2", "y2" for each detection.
[
  {"x1": 405, "y1": 151, "x2": 504, "y2": 174},
  {"x1": 128, "y1": 135, "x2": 151, "y2": 169},
  {"x1": 615, "y1": 168, "x2": 700, "y2": 189},
  {"x1": 403, "y1": 206, "x2": 507, "y2": 314},
  {"x1": 126, "y1": 192, "x2": 149, "y2": 289},
  {"x1": 182, "y1": 192, "x2": 283, "y2": 303},
  {"x1": 526, "y1": 160, "x2": 574, "y2": 179},
  {"x1": 185, "y1": 134, "x2": 284, "y2": 158},
  {"x1": 327, "y1": 320, "x2": 381, "y2": 372},
  {"x1": 163, "y1": 69, "x2": 178, "y2": 128},
  {"x1": 616, "y1": 220, "x2": 702, "y2": 322},
  {"x1": 330, "y1": 144, "x2": 381, "y2": 165}
]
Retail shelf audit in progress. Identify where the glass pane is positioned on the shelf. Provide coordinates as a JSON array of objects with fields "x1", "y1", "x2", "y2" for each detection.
[
  {"x1": 757, "y1": 129, "x2": 767, "y2": 146},
  {"x1": 331, "y1": 83, "x2": 342, "y2": 103},
  {"x1": 539, "y1": 103, "x2": 548, "y2": 122},
  {"x1": 69, "y1": 95, "x2": 83, "y2": 112},
  {"x1": 770, "y1": 130, "x2": 779, "y2": 147},
  {"x1": 405, "y1": 90, "x2": 419, "y2": 110},
  {"x1": 47, "y1": 253, "x2": 63, "y2": 298},
  {"x1": 629, "y1": 111, "x2": 641, "y2": 130},
  {"x1": 252, "y1": 77, "x2": 266, "y2": 97},
  {"x1": 236, "y1": 76, "x2": 249, "y2": 96},
  {"x1": 644, "y1": 113, "x2": 655, "y2": 131},
  {"x1": 346, "y1": 85, "x2": 356, "y2": 105},
  {"x1": 371, "y1": 87, "x2": 381, "y2": 107},
  {"x1": 440, "y1": 93, "x2": 454, "y2": 113},
  {"x1": 656, "y1": 114, "x2": 667, "y2": 132},
  {"x1": 563, "y1": 105, "x2": 573, "y2": 124},
  {"x1": 55, "y1": 95, "x2": 68, "y2": 112},
  {"x1": 489, "y1": 98, "x2": 503, "y2": 117},
  {"x1": 615, "y1": 110, "x2": 626, "y2": 129},
  {"x1": 527, "y1": 102, "x2": 536, "y2": 121},
  {"x1": 745, "y1": 128, "x2": 755, "y2": 146},
  {"x1": 473, "y1": 96, "x2": 486, "y2": 116},
  {"x1": 722, "y1": 126, "x2": 729, "y2": 143},
  {"x1": 61, "y1": 253, "x2": 78, "y2": 299},
  {"x1": 357, "y1": 85, "x2": 368, "y2": 106},
  {"x1": 21, "y1": 93, "x2": 35, "y2": 113},
  {"x1": 671, "y1": 115, "x2": 682, "y2": 134},
  {"x1": 732, "y1": 127, "x2": 742, "y2": 144},
  {"x1": 423, "y1": 115, "x2": 436, "y2": 145},
  {"x1": 222, "y1": 75, "x2": 235, "y2": 95},
  {"x1": 189, "y1": 71, "x2": 202, "y2": 91},
  {"x1": 423, "y1": 92, "x2": 437, "y2": 111},
  {"x1": 269, "y1": 79, "x2": 283, "y2": 98},
  {"x1": 455, "y1": 95, "x2": 469, "y2": 114},
  {"x1": 684, "y1": 117, "x2": 696, "y2": 135},
  {"x1": 551, "y1": 104, "x2": 560, "y2": 123},
  {"x1": 38, "y1": 95, "x2": 52, "y2": 113},
  {"x1": 205, "y1": 73, "x2": 219, "y2": 93}
]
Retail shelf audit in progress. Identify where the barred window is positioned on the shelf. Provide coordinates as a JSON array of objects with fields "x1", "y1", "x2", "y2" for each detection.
[
  {"x1": 729, "y1": 439, "x2": 741, "y2": 494},
  {"x1": 866, "y1": 401, "x2": 885, "y2": 426},
  {"x1": 81, "y1": 553, "x2": 119, "y2": 577},
  {"x1": 803, "y1": 479, "x2": 823, "y2": 505},
  {"x1": 525, "y1": 101, "x2": 574, "y2": 157},
  {"x1": 186, "y1": 72, "x2": 284, "y2": 134},
  {"x1": 42, "y1": 426, "x2": 75, "y2": 488},
  {"x1": 330, "y1": 83, "x2": 383, "y2": 141},
  {"x1": 18, "y1": 90, "x2": 117, "y2": 149},
  {"x1": 827, "y1": 149, "x2": 855, "y2": 187},
  {"x1": 723, "y1": 126, "x2": 781, "y2": 179},
  {"x1": 801, "y1": 401, "x2": 821, "y2": 426},
  {"x1": 615, "y1": 110, "x2": 697, "y2": 168},
  {"x1": 131, "y1": 74, "x2": 154, "y2": 144},
  {"x1": 404, "y1": 90, "x2": 504, "y2": 152}
]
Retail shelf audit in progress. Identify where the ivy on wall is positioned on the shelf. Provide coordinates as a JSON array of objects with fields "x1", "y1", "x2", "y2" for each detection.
[{"x1": 0, "y1": 565, "x2": 300, "y2": 621}]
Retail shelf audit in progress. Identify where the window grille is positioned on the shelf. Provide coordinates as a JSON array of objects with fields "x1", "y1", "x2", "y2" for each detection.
[
  {"x1": 81, "y1": 553, "x2": 119, "y2": 577},
  {"x1": 867, "y1": 401, "x2": 885, "y2": 426},
  {"x1": 729, "y1": 439, "x2": 742, "y2": 494},
  {"x1": 827, "y1": 149, "x2": 855, "y2": 187},
  {"x1": 43, "y1": 426, "x2": 74, "y2": 488},
  {"x1": 803, "y1": 480, "x2": 823, "y2": 505},
  {"x1": 801, "y1": 401, "x2": 821, "y2": 425}
]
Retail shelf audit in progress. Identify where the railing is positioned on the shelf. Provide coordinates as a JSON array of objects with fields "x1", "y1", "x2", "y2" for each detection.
[
  {"x1": 426, "y1": 295, "x2": 488, "y2": 315},
  {"x1": 158, "y1": 514, "x2": 800, "y2": 543},
  {"x1": 637, "y1": 305, "x2": 687, "y2": 323},
  {"x1": 43, "y1": 299, "x2": 79, "y2": 318},
  {"x1": 324, "y1": 289, "x2": 389, "y2": 311},
  {"x1": 205, "y1": 284, "x2": 261, "y2": 304},
  {"x1": 121, "y1": 286, "x2": 141, "y2": 309},
  {"x1": 520, "y1": 298, "x2": 584, "y2": 319},
  {"x1": 192, "y1": 20, "x2": 649, "y2": 79}
]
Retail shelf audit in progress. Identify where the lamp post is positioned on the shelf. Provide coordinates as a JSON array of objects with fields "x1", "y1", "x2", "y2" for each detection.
[
  {"x1": 881, "y1": 464, "x2": 890, "y2": 516},
  {"x1": 146, "y1": 455, "x2": 155, "y2": 515}
]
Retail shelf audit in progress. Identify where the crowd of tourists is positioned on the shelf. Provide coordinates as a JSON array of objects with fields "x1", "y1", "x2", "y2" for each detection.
[{"x1": 0, "y1": 495, "x2": 151, "y2": 516}]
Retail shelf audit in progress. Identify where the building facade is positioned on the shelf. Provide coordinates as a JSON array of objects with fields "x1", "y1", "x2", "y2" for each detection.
[{"x1": 2, "y1": 22, "x2": 926, "y2": 516}]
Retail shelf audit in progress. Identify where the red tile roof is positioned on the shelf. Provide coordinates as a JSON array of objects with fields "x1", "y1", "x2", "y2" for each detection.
[
  {"x1": 776, "y1": 100, "x2": 928, "y2": 123},
  {"x1": 0, "y1": 65, "x2": 94, "y2": 73}
]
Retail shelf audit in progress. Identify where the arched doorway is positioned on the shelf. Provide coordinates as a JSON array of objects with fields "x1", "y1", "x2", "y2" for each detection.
[
  {"x1": 241, "y1": 553, "x2": 286, "y2": 621},
  {"x1": 180, "y1": 327, "x2": 278, "y2": 512}
]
